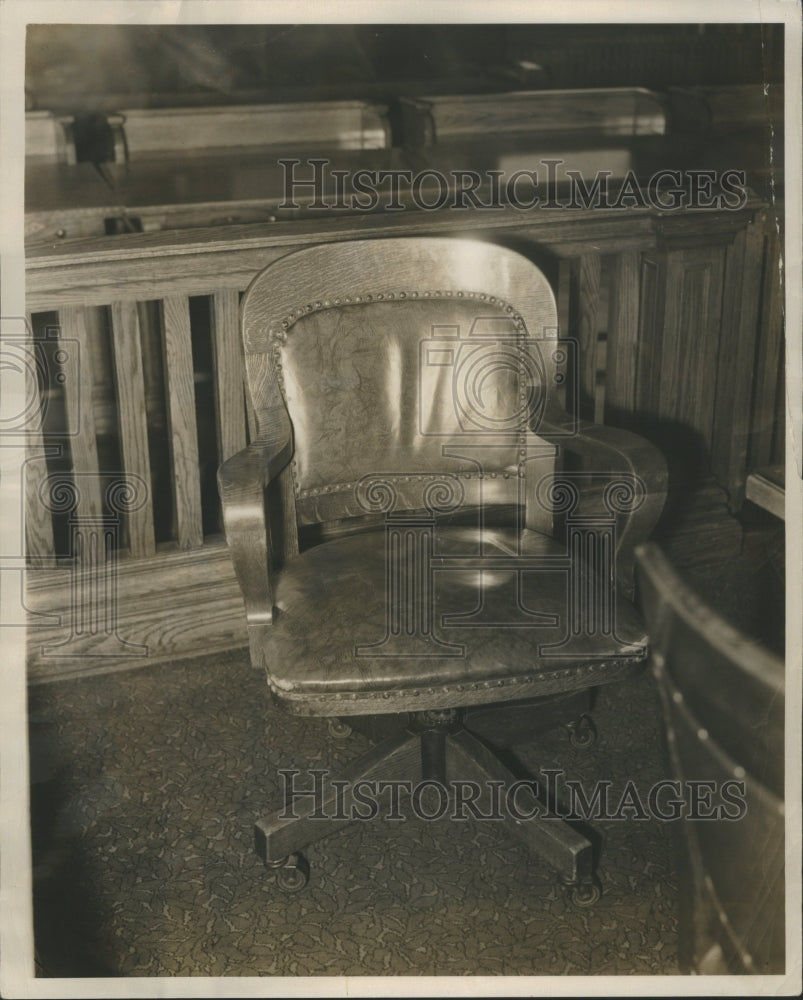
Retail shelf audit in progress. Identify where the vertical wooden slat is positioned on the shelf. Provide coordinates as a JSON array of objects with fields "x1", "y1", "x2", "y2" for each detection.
[
  {"x1": 25, "y1": 431, "x2": 56, "y2": 567},
  {"x1": 24, "y1": 315, "x2": 55, "y2": 566},
  {"x1": 83, "y1": 305, "x2": 117, "y2": 438},
  {"x1": 211, "y1": 290, "x2": 247, "y2": 462},
  {"x1": 110, "y1": 300, "x2": 156, "y2": 558},
  {"x1": 160, "y1": 295, "x2": 203, "y2": 550},
  {"x1": 635, "y1": 254, "x2": 663, "y2": 421},
  {"x1": 555, "y1": 258, "x2": 572, "y2": 412},
  {"x1": 768, "y1": 339, "x2": 785, "y2": 468},
  {"x1": 573, "y1": 254, "x2": 601, "y2": 421},
  {"x1": 58, "y1": 306, "x2": 103, "y2": 522},
  {"x1": 239, "y1": 291, "x2": 258, "y2": 443},
  {"x1": 604, "y1": 251, "x2": 641, "y2": 428},
  {"x1": 710, "y1": 221, "x2": 765, "y2": 507},
  {"x1": 749, "y1": 228, "x2": 784, "y2": 470},
  {"x1": 659, "y1": 248, "x2": 724, "y2": 442}
]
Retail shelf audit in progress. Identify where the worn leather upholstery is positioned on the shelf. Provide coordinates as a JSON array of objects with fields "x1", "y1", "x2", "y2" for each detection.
[
  {"x1": 279, "y1": 300, "x2": 539, "y2": 500},
  {"x1": 221, "y1": 237, "x2": 667, "y2": 717},
  {"x1": 264, "y1": 525, "x2": 647, "y2": 716}
]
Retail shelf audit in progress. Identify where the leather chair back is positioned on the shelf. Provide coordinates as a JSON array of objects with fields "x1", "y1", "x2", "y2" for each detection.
[{"x1": 241, "y1": 238, "x2": 563, "y2": 535}]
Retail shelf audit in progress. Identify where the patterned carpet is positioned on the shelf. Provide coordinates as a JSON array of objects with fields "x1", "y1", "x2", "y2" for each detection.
[{"x1": 28, "y1": 649, "x2": 680, "y2": 978}]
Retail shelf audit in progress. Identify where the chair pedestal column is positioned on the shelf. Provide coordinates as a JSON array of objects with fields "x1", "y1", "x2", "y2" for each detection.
[{"x1": 409, "y1": 707, "x2": 461, "y2": 783}]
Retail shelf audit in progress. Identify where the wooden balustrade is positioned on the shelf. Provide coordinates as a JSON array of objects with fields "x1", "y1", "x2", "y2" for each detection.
[{"x1": 23, "y1": 199, "x2": 783, "y2": 681}]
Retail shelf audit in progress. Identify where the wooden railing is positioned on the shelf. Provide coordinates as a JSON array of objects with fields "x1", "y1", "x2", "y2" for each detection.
[
  {"x1": 24, "y1": 199, "x2": 783, "y2": 680},
  {"x1": 26, "y1": 294, "x2": 249, "y2": 564}
]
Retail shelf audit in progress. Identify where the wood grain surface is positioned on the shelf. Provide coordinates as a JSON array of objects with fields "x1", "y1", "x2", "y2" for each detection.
[
  {"x1": 110, "y1": 301, "x2": 156, "y2": 558},
  {"x1": 160, "y1": 296, "x2": 203, "y2": 549}
]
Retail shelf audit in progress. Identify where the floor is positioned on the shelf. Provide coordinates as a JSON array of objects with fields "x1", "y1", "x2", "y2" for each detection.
[{"x1": 29, "y1": 649, "x2": 680, "y2": 978}]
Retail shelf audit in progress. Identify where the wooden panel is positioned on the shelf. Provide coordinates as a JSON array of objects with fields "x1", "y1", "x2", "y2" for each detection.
[
  {"x1": 23, "y1": 318, "x2": 56, "y2": 566},
  {"x1": 211, "y1": 290, "x2": 247, "y2": 462},
  {"x1": 25, "y1": 204, "x2": 760, "y2": 312},
  {"x1": 710, "y1": 221, "x2": 765, "y2": 506},
  {"x1": 635, "y1": 254, "x2": 664, "y2": 421},
  {"x1": 82, "y1": 306, "x2": 119, "y2": 438},
  {"x1": 654, "y1": 249, "x2": 725, "y2": 445},
  {"x1": 659, "y1": 254, "x2": 710, "y2": 426},
  {"x1": 555, "y1": 258, "x2": 572, "y2": 412},
  {"x1": 22, "y1": 199, "x2": 776, "y2": 682},
  {"x1": 57, "y1": 306, "x2": 103, "y2": 525},
  {"x1": 573, "y1": 254, "x2": 601, "y2": 421},
  {"x1": 25, "y1": 538, "x2": 247, "y2": 683},
  {"x1": 24, "y1": 441, "x2": 56, "y2": 567},
  {"x1": 160, "y1": 295, "x2": 203, "y2": 550},
  {"x1": 749, "y1": 229, "x2": 785, "y2": 470},
  {"x1": 23, "y1": 313, "x2": 58, "y2": 568},
  {"x1": 110, "y1": 301, "x2": 156, "y2": 558},
  {"x1": 605, "y1": 251, "x2": 641, "y2": 427}
]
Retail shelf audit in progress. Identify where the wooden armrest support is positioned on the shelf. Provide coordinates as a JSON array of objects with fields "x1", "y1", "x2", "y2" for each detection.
[
  {"x1": 217, "y1": 435, "x2": 292, "y2": 649},
  {"x1": 540, "y1": 408, "x2": 669, "y2": 599},
  {"x1": 217, "y1": 433, "x2": 292, "y2": 506}
]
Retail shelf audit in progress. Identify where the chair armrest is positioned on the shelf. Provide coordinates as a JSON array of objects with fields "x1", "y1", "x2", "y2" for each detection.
[
  {"x1": 539, "y1": 408, "x2": 669, "y2": 599},
  {"x1": 217, "y1": 433, "x2": 292, "y2": 661},
  {"x1": 217, "y1": 432, "x2": 292, "y2": 507}
]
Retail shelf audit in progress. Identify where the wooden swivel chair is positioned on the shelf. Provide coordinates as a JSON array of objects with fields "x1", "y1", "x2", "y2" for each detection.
[
  {"x1": 636, "y1": 542, "x2": 785, "y2": 972},
  {"x1": 219, "y1": 237, "x2": 667, "y2": 904}
]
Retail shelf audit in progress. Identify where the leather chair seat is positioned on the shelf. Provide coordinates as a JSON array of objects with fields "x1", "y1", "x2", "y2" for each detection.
[{"x1": 263, "y1": 524, "x2": 647, "y2": 716}]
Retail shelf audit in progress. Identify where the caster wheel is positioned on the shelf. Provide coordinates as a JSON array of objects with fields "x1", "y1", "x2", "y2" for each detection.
[
  {"x1": 327, "y1": 718, "x2": 353, "y2": 742},
  {"x1": 568, "y1": 877, "x2": 601, "y2": 907},
  {"x1": 567, "y1": 714, "x2": 597, "y2": 749},
  {"x1": 267, "y1": 853, "x2": 310, "y2": 892}
]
